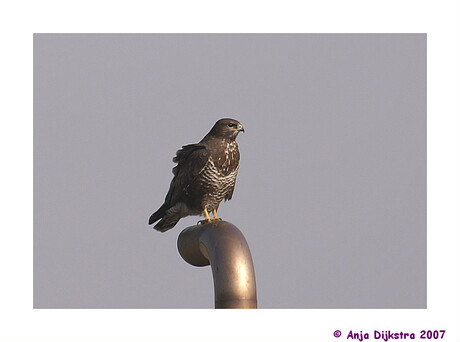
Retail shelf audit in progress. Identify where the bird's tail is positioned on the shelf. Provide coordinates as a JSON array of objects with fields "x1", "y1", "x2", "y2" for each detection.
[
  {"x1": 152, "y1": 216, "x2": 181, "y2": 232},
  {"x1": 148, "y1": 204, "x2": 180, "y2": 232},
  {"x1": 149, "y1": 203, "x2": 167, "y2": 225}
]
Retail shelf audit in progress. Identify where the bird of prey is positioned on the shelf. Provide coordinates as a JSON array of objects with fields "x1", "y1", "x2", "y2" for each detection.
[{"x1": 149, "y1": 118, "x2": 245, "y2": 232}]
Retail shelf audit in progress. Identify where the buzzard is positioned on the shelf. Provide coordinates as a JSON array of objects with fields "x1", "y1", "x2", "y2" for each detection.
[{"x1": 149, "y1": 118, "x2": 244, "y2": 232}]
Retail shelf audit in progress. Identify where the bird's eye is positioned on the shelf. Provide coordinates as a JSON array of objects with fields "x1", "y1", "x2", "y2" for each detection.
[{"x1": 228, "y1": 123, "x2": 235, "y2": 127}]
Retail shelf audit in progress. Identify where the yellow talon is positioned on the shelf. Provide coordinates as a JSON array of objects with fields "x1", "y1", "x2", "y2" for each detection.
[
  {"x1": 199, "y1": 208, "x2": 222, "y2": 224},
  {"x1": 204, "y1": 207, "x2": 212, "y2": 222}
]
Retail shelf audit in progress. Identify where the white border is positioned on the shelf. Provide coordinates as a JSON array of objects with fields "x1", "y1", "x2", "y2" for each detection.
[{"x1": 1, "y1": 1, "x2": 459, "y2": 341}]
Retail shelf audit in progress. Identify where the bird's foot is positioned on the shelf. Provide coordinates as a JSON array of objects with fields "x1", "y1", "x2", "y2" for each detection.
[
  {"x1": 198, "y1": 208, "x2": 223, "y2": 225},
  {"x1": 212, "y1": 209, "x2": 222, "y2": 221},
  {"x1": 197, "y1": 217, "x2": 221, "y2": 225}
]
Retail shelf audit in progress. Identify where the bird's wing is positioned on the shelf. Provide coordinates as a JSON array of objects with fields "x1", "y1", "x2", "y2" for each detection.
[{"x1": 164, "y1": 144, "x2": 210, "y2": 206}]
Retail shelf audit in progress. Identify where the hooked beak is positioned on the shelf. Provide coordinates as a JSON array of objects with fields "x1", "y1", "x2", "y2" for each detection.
[{"x1": 237, "y1": 123, "x2": 245, "y2": 133}]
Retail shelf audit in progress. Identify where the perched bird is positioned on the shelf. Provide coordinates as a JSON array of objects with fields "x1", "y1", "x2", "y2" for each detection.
[{"x1": 149, "y1": 118, "x2": 244, "y2": 232}]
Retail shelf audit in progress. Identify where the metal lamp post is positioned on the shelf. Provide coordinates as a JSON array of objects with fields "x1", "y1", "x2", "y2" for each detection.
[{"x1": 177, "y1": 221, "x2": 257, "y2": 309}]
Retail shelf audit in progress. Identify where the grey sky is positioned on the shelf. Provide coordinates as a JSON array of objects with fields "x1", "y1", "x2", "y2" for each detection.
[{"x1": 34, "y1": 34, "x2": 426, "y2": 308}]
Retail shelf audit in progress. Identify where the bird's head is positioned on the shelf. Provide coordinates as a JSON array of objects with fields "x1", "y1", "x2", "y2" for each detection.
[{"x1": 207, "y1": 118, "x2": 245, "y2": 140}]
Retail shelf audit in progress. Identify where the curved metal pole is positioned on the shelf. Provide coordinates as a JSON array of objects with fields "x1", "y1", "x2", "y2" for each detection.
[{"x1": 177, "y1": 221, "x2": 257, "y2": 309}]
